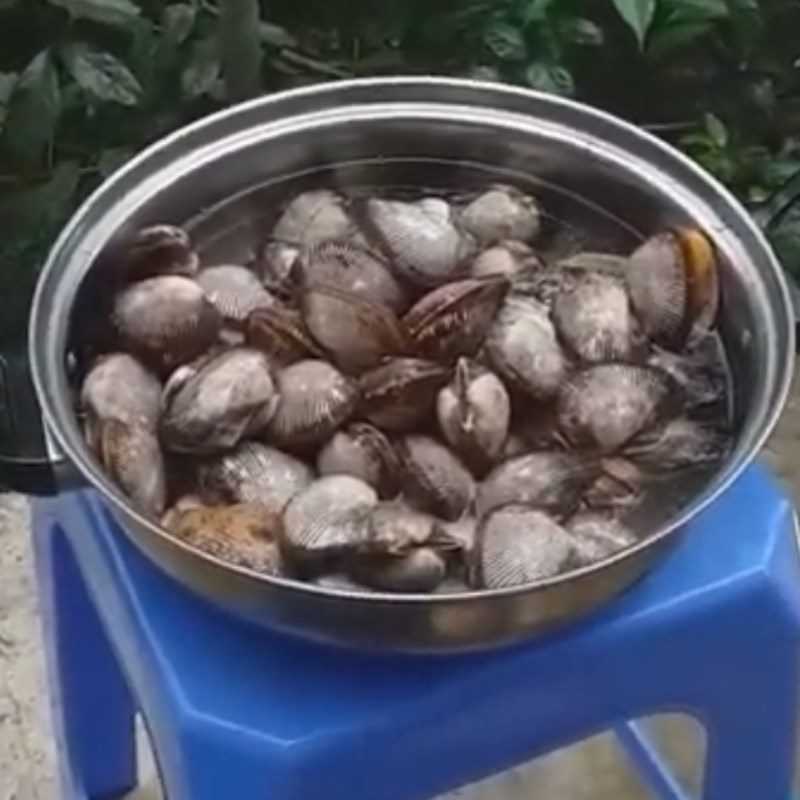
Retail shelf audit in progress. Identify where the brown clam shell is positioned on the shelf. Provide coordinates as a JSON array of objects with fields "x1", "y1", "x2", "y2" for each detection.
[
  {"x1": 119, "y1": 224, "x2": 198, "y2": 282},
  {"x1": 358, "y1": 358, "x2": 450, "y2": 432},
  {"x1": 403, "y1": 276, "x2": 509, "y2": 364},
  {"x1": 197, "y1": 265, "x2": 274, "y2": 327},
  {"x1": 301, "y1": 285, "x2": 406, "y2": 373},
  {"x1": 113, "y1": 275, "x2": 222, "y2": 371},
  {"x1": 246, "y1": 304, "x2": 324, "y2": 365}
]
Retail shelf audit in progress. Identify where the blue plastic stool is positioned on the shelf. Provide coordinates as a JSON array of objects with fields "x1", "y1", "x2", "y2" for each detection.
[{"x1": 32, "y1": 464, "x2": 800, "y2": 800}]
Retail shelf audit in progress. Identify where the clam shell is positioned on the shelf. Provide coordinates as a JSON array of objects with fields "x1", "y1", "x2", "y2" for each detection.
[
  {"x1": 485, "y1": 295, "x2": 567, "y2": 400},
  {"x1": 316, "y1": 422, "x2": 399, "y2": 496},
  {"x1": 555, "y1": 251, "x2": 630, "y2": 274},
  {"x1": 397, "y1": 435, "x2": 475, "y2": 521},
  {"x1": 255, "y1": 241, "x2": 300, "y2": 296},
  {"x1": 552, "y1": 272, "x2": 636, "y2": 363},
  {"x1": 583, "y1": 457, "x2": 645, "y2": 510},
  {"x1": 81, "y1": 353, "x2": 161, "y2": 431},
  {"x1": 364, "y1": 501, "x2": 438, "y2": 555},
  {"x1": 623, "y1": 417, "x2": 727, "y2": 472},
  {"x1": 267, "y1": 359, "x2": 357, "y2": 448},
  {"x1": 475, "y1": 506, "x2": 575, "y2": 589},
  {"x1": 565, "y1": 511, "x2": 637, "y2": 565},
  {"x1": 297, "y1": 241, "x2": 409, "y2": 313},
  {"x1": 272, "y1": 190, "x2": 353, "y2": 246},
  {"x1": 301, "y1": 285, "x2": 406, "y2": 373},
  {"x1": 160, "y1": 348, "x2": 278, "y2": 454},
  {"x1": 470, "y1": 240, "x2": 543, "y2": 280},
  {"x1": 436, "y1": 515, "x2": 479, "y2": 556},
  {"x1": 404, "y1": 277, "x2": 509, "y2": 364},
  {"x1": 557, "y1": 363, "x2": 679, "y2": 452},
  {"x1": 437, "y1": 358, "x2": 510, "y2": 470},
  {"x1": 350, "y1": 548, "x2": 446, "y2": 593},
  {"x1": 113, "y1": 275, "x2": 222, "y2": 371},
  {"x1": 197, "y1": 441, "x2": 313, "y2": 514},
  {"x1": 164, "y1": 503, "x2": 284, "y2": 574},
  {"x1": 364, "y1": 197, "x2": 475, "y2": 287},
  {"x1": 282, "y1": 475, "x2": 378, "y2": 562},
  {"x1": 358, "y1": 358, "x2": 450, "y2": 432},
  {"x1": 96, "y1": 419, "x2": 166, "y2": 518},
  {"x1": 460, "y1": 185, "x2": 541, "y2": 245},
  {"x1": 197, "y1": 265, "x2": 274, "y2": 326},
  {"x1": 478, "y1": 451, "x2": 595, "y2": 517},
  {"x1": 120, "y1": 224, "x2": 198, "y2": 281},
  {"x1": 246, "y1": 304, "x2": 324, "y2": 365}
]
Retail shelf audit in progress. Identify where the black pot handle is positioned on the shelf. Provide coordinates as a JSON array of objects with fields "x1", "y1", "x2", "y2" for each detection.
[{"x1": 0, "y1": 348, "x2": 63, "y2": 495}]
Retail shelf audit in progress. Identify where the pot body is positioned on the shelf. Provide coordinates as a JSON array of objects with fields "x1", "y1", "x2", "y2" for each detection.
[{"x1": 26, "y1": 79, "x2": 795, "y2": 652}]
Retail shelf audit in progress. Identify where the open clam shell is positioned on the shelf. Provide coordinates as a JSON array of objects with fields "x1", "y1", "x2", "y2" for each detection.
[
  {"x1": 197, "y1": 265, "x2": 274, "y2": 327},
  {"x1": 460, "y1": 185, "x2": 541, "y2": 246},
  {"x1": 272, "y1": 189, "x2": 354, "y2": 246},
  {"x1": 565, "y1": 511, "x2": 637, "y2": 566},
  {"x1": 119, "y1": 224, "x2": 199, "y2": 282},
  {"x1": 246, "y1": 304, "x2": 324, "y2": 365}
]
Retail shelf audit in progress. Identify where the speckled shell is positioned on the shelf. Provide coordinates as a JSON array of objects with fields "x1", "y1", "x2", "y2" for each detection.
[
  {"x1": 623, "y1": 417, "x2": 727, "y2": 472},
  {"x1": 485, "y1": 295, "x2": 567, "y2": 400},
  {"x1": 397, "y1": 435, "x2": 475, "y2": 521},
  {"x1": 470, "y1": 239, "x2": 543, "y2": 280},
  {"x1": 350, "y1": 548, "x2": 447, "y2": 593},
  {"x1": 246, "y1": 304, "x2": 324, "y2": 365},
  {"x1": 404, "y1": 276, "x2": 509, "y2": 364},
  {"x1": 557, "y1": 364, "x2": 679, "y2": 452},
  {"x1": 160, "y1": 348, "x2": 278, "y2": 454},
  {"x1": 565, "y1": 511, "x2": 637, "y2": 565},
  {"x1": 119, "y1": 224, "x2": 199, "y2": 281},
  {"x1": 164, "y1": 503, "x2": 284, "y2": 575},
  {"x1": 365, "y1": 197, "x2": 476, "y2": 287},
  {"x1": 197, "y1": 441, "x2": 313, "y2": 514},
  {"x1": 460, "y1": 185, "x2": 541, "y2": 245},
  {"x1": 358, "y1": 358, "x2": 450, "y2": 432},
  {"x1": 197, "y1": 265, "x2": 274, "y2": 326},
  {"x1": 301, "y1": 285, "x2": 406, "y2": 373},
  {"x1": 478, "y1": 451, "x2": 595, "y2": 517},
  {"x1": 272, "y1": 190, "x2": 353, "y2": 246},
  {"x1": 113, "y1": 275, "x2": 222, "y2": 371},
  {"x1": 267, "y1": 360, "x2": 357, "y2": 448},
  {"x1": 475, "y1": 506, "x2": 575, "y2": 589},
  {"x1": 552, "y1": 272, "x2": 636, "y2": 363}
]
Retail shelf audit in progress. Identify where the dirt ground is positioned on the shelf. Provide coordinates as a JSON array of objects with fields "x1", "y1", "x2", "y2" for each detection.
[{"x1": 1, "y1": 366, "x2": 798, "y2": 800}]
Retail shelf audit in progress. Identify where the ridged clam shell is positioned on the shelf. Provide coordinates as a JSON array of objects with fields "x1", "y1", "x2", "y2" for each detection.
[
  {"x1": 365, "y1": 197, "x2": 475, "y2": 287},
  {"x1": 246, "y1": 304, "x2": 324, "y2": 365},
  {"x1": 316, "y1": 423, "x2": 399, "y2": 496},
  {"x1": 302, "y1": 285, "x2": 406, "y2": 373},
  {"x1": 437, "y1": 358, "x2": 510, "y2": 471},
  {"x1": 272, "y1": 190, "x2": 353, "y2": 246},
  {"x1": 297, "y1": 241, "x2": 409, "y2": 313},
  {"x1": 485, "y1": 295, "x2": 567, "y2": 400},
  {"x1": 565, "y1": 511, "x2": 637, "y2": 565},
  {"x1": 350, "y1": 548, "x2": 446, "y2": 593},
  {"x1": 358, "y1": 358, "x2": 450, "y2": 432},
  {"x1": 478, "y1": 451, "x2": 595, "y2": 517},
  {"x1": 164, "y1": 503, "x2": 284, "y2": 575},
  {"x1": 97, "y1": 419, "x2": 166, "y2": 518},
  {"x1": 81, "y1": 353, "x2": 161, "y2": 431},
  {"x1": 557, "y1": 364, "x2": 679, "y2": 452},
  {"x1": 197, "y1": 441, "x2": 313, "y2": 514},
  {"x1": 470, "y1": 240, "x2": 543, "y2": 280},
  {"x1": 363, "y1": 500, "x2": 438, "y2": 556},
  {"x1": 552, "y1": 272, "x2": 636, "y2": 363},
  {"x1": 120, "y1": 224, "x2": 198, "y2": 281},
  {"x1": 460, "y1": 185, "x2": 541, "y2": 245},
  {"x1": 160, "y1": 348, "x2": 278, "y2": 454},
  {"x1": 397, "y1": 435, "x2": 475, "y2": 521},
  {"x1": 583, "y1": 457, "x2": 645, "y2": 510},
  {"x1": 197, "y1": 265, "x2": 274, "y2": 326},
  {"x1": 404, "y1": 277, "x2": 509, "y2": 363},
  {"x1": 476, "y1": 506, "x2": 575, "y2": 589},
  {"x1": 267, "y1": 360, "x2": 357, "y2": 448},
  {"x1": 113, "y1": 275, "x2": 222, "y2": 371},
  {"x1": 623, "y1": 417, "x2": 727, "y2": 472},
  {"x1": 255, "y1": 241, "x2": 300, "y2": 296},
  {"x1": 282, "y1": 475, "x2": 378, "y2": 561}
]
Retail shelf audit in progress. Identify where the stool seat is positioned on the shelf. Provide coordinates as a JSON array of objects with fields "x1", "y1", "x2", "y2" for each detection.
[{"x1": 33, "y1": 464, "x2": 800, "y2": 800}]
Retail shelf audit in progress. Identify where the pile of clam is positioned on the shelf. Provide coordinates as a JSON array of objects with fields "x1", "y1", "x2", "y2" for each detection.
[{"x1": 78, "y1": 184, "x2": 730, "y2": 594}]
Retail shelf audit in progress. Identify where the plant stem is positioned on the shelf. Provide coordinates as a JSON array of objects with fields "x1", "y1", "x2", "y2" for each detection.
[{"x1": 218, "y1": 0, "x2": 262, "y2": 100}]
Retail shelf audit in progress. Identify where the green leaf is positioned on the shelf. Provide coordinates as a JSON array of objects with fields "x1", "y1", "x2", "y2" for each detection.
[
  {"x1": 63, "y1": 43, "x2": 143, "y2": 106},
  {"x1": 484, "y1": 22, "x2": 527, "y2": 61},
  {"x1": 259, "y1": 22, "x2": 298, "y2": 49},
  {"x1": 522, "y1": 0, "x2": 556, "y2": 25},
  {"x1": 181, "y1": 37, "x2": 220, "y2": 98},
  {"x1": 162, "y1": 4, "x2": 196, "y2": 45},
  {"x1": 46, "y1": 0, "x2": 141, "y2": 27},
  {"x1": 704, "y1": 112, "x2": 728, "y2": 148},
  {"x1": 97, "y1": 147, "x2": 133, "y2": 177},
  {"x1": 646, "y1": 19, "x2": 714, "y2": 55},
  {"x1": 664, "y1": 0, "x2": 729, "y2": 23},
  {"x1": 525, "y1": 61, "x2": 575, "y2": 95},
  {"x1": 611, "y1": 0, "x2": 657, "y2": 48},
  {"x1": 0, "y1": 73, "x2": 17, "y2": 130},
  {"x1": 1, "y1": 52, "x2": 61, "y2": 164},
  {"x1": 557, "y1": 17, "x2": 605, "y2": 46}
]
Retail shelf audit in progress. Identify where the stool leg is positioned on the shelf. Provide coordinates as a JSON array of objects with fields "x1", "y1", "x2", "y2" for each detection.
[{"x1": 34, "y1": 519, "x2": 138, "y2": 799}]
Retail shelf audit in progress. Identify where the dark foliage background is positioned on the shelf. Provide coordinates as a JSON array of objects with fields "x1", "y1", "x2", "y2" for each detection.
[{"x1": 1, "y1": 0, "x2": 799, "y2": 343}]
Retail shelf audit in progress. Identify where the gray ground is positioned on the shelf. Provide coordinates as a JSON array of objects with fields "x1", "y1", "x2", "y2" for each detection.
[{"x1": 1, "y1": 366, "x2": 798, "y2": 800}]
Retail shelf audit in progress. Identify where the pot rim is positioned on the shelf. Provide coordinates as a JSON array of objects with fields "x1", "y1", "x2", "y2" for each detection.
[{"x1": 28, "y1": 76, "x2": 796, "y2": 605}]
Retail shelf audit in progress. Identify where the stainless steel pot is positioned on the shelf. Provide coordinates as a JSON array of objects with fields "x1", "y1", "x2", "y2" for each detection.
[{"x1": 5, "y1": 78, "x2": 796, "y2": 652}]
